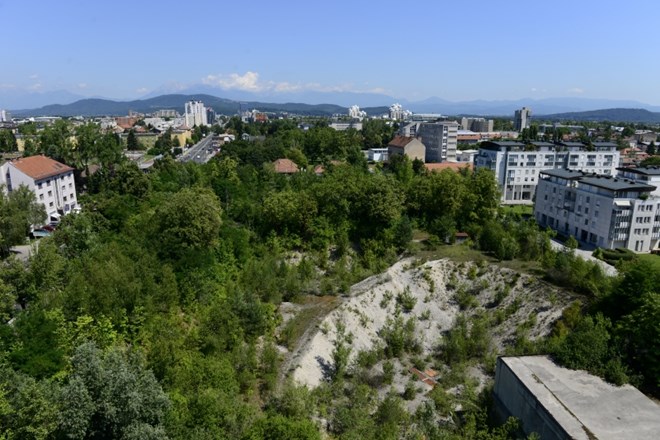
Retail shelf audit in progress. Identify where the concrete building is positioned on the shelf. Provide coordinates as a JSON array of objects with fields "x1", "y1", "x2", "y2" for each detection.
[
  {"x1": 389, "y1": 103, "x2": 411, "y2": 121},
  {"x1": 329, "y1": 121, "x2": 363, "y2": 131},
  {"x1": 348, "y1": 105, "x2": 367, "y2": 120},
  {"x1": 494, "y1": 356, "x2": 660, "y2": 440},
  {"x1": 534, "y1": 168, "x2": 659, "y2": 252},
  {"x1": 456, "y1": 149, "x2": 478, "y2": 163},
  {"x1": 0, "y1": 155, "x2": 78, "y2": 222},
  {"x1": 461, "y1": 117, "x2": 493, "y2": 133},
  {"x1": 368, "y1": 148, "x2": 389, "y2": 162},
  {"x1": 387, "y1": 136, "x2": 425, "y2": 162},
  {"x1": 514, "y1": 107, "x2": 532, "y2": 132},
  {"x1": 184, "y1": 100, "x2": 208, "y2": 127},
  {"x1": 154, "y1": 109, "x2": 178, "y2": 118},
  {"x1": 416, "y1": 121, "x2": 459, "y2": 162},
  {"x1": 0, "y1": 109, "x2": 11, "y2": 122},
  {"x1": 475, "y1": 141, "x2": 620, "y2": 204}
]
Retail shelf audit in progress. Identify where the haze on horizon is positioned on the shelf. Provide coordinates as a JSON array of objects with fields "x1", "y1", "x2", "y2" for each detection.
[{"x1": 2, "y1": 0, "x2": 660, "y2": 105}]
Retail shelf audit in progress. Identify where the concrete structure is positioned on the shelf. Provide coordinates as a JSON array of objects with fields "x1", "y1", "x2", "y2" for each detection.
[
  {"x1": 368, "y1": 148, "x2": 389, "y2": 162},
  {"x1": 0, "y1": 109, "x2": 12, "y2": 122},
  {"x1": 494, "y1": 356, "x2": 660, "y2": 440},
  {"x1": 184, "y1": 100, "x2": 208, "y2": 127},
  {"x1": 389, "y1": 103, "x2": 411, "y2": 121},
  {"x1": 387, "y1": 136, "x2": 425, "y2": 162},
  {"x1": 514, "y1": 107, "x2": 532, "y2": 132},
  {"x1": 416, "y1": 121, "x2": 459, "y2": 162},
  {"x1": 461, "y1": 117, "x2": 493, "y2": 133},
  {"x1": 1, "y1": 155, "x2": 78, "y2": 222},
  {"x1": 348, "y1": 105, "x2": 367, "y2": 120},
  {"x1": 534, "y1": 168, "x2": 659, "y2": 252},
  {"x1": 475, "y1": 141, "x2": 620, "y2": 204},
  {"x1": 456, "y1": 149, "x2": 478, "y2": 163},
  {"x1": 153, "y1": 109, "x2": 178, "y2": 118},
  {"x1": 329, "y1": 121, "x2": 363, "y2": 131}
]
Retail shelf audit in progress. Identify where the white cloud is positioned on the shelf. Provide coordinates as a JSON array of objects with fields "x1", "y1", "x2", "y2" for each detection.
[
  {"x1": 29, "y1": 74, "x2": 39, "y2": 80},
  {"x1": 201, "y1": 71, "x2": 388, "y2": 95},
  {"x1": 203, "y1": 71, "x2": 263, "y2": 92},
  {"x1": 136, "y1": 87, "x2": 149, "y2": 94},
  {"x1": 27, "y1": 82, "x2": 42, "y2": 91},
  {"x1": 568, "y1": 87, "x2": 585, "y2": 94},
  {"x1": 77, "y1": 83, "x2": 88, "y2": 89}
]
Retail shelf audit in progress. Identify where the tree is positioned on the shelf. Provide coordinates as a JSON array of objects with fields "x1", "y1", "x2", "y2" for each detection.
[
  {"x1": 0, "y1": 185, "x2": 47, "y2": 257},
  {"x1": 57, "y1": 342, "x2": 170, "y2": 439},
  {"x1": 38, "y1": 119, "x2": 74, "y2": 165},
  {"x1": 646, "y1": 141, "x2": 656, "y2": 156},
  {"x1": 152, "y1": 187, "x2": 223, "y2": 259},
  {"x1": 0, "y1": 129, "x2": 18, "y2": 152},
  {"x1": 126, "y1": 129, "x2": 141, "y2": 150}
]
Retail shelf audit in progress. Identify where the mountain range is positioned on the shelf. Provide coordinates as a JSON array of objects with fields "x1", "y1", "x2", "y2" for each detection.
[{"x1": 6, "y1": 89, "x2": 660, "y2": 122}]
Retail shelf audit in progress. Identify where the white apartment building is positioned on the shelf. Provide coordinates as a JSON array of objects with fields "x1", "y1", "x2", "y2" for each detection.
[
  {"x1": 475, "y1": 141, "x2": 620, "y2": 204},
  {"x1": 534, "y1": 168, "x2": 660, "y2": 252},
  {"x1": 184, "y1": 100, "x2": 208, "y2": 127},
  {"x1": 1, "y1": 155, "x2": 78, "y2": 222},
  {"x1": 348, "y1": 105, "x2": 367, "y2": 120}
]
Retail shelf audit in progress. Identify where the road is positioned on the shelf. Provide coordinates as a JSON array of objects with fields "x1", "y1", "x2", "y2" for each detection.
[{"x1": 178, "y1": 135, "x2": 217, "y2": 164}]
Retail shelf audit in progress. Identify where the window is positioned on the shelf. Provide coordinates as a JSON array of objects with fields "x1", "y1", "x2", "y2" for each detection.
[
  {"x1": 586, "y1": 196, "x2": 590, "y2": 203},
  {"x1": 595, "y1": 210, "x2": 599, "y2": 218},
  {"x1": 38, "y1": 183, "x2": 43, "y2": 189},
  {"x1": 70, "y1": 193, "x2": 74, "y2": 199},
  {"x1": 585, "y1": 207, "x2": 589, "y2": 214},
  {"x1": 47, "y1": 190, "x2": 52, "y2": 197},
  {"x1": 49, "y1": 202, "x2": 54, "y2": 207},
  {"x1": 69, "y1": 183, "x2": 72, "y2": 188},
  {"x1": 39, "y1": 194, "x2": 44, "y2": 200},
  {"x1": 47, "y1": 180, "x2": 51, "y2": 187},
  {"x1": 63, "y1": 196, "x2": 67, "y2": 202}
]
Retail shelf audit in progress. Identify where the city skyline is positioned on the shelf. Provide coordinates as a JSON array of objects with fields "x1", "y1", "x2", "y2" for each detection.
[{"x1": 2, "y1": 0, "x2": 660, "y2": 105}]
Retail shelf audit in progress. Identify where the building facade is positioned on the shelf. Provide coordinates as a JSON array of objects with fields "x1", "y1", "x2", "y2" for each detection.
[
  {"x1": 416, "y1": 121, "x2": 459, "y2": 162},
  {"x1": 534, "y1": 168, "x2": 659, "y2": 252},
  {"x1": 475, "y1": 141, "x2": 620, "y2": 204},
  {"x1": 1, "y1": 155, "x2": 78, "y2": 222},
  {"x1": 514, "y1": 107, "x2": 531, "y2": 132},
  {"x1": 460, "y1": 117, "x2": 493, "y2": 133},
  {"x1": 184, "y1": 100, "x2": 208, "y2": 127},
  {"x1": 387, "y1": 136, "x2": 425, "y2": 162}
]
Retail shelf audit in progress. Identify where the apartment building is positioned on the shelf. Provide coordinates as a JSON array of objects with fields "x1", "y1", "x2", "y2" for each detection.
[
  {"x1": 413, "y1": 121, "x2": 459, "y2": 162},
  {"x1": 475, "y1": 141, "x2": 620, "y2": 204},
  {"x1": 1, "y1": 155, "x2": 78, "y2": 222},
  {"x1": 514, "y1": 107, "x2": 531, "y2": 131},
  {"x1": 184, "y1": 100, "x2": 208, "y2": 127},
  {"x1": 534, "y1": 168, "x2": 659, "y2": 252}
]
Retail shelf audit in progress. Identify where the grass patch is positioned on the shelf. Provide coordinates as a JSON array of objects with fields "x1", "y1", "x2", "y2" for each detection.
[
  {"x1": 278, "y1": 295, "x2": 341, "y2": 350},
  {"x1": 501, "y1": 204, "x2": 534, "y2": 217}
]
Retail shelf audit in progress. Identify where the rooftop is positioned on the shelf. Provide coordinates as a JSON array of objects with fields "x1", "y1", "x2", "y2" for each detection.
[
  {"x1": 272, "y1": 158, "x2": 299, "y2": 174},
  {"x1": 500, "y1": 356, "x2": 660, "y2": 440},
  {"x1": 540, "y1": 168, "x2": 657, "y2": 192},
  {"x1": 388, "y1": 135, "x2": 420, "y2": 148},
  {"x1": 10, "y1": 155, "x2": 73, "y2": 180},
  {"x1": 539, "y1": 168, "x2": 585, "y2": 180},
  {"x1": 617, "y1": 166, "x2": 660, "y2": 176}
]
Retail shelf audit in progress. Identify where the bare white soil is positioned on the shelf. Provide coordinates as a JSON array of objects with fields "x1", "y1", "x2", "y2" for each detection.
[{"x1": 289, "y1": 257, "x2": 575, "y2": 389}]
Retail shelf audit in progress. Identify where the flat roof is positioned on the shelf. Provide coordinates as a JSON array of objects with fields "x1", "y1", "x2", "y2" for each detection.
[
  {"x1": 579, "y1": 175, "x2": 656, "y2": 192},
  {"x1": 500, "y1": 356, "x2": 660, "y2": 440},
  {"x1": 617, "y1": 166, "x2": 660, "y2": 176},
  {"x1": 539, "y1": 168, "x2": 585, "y2": 180}
]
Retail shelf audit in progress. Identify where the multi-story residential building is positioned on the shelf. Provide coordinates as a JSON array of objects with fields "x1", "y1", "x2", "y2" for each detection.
[
  {"x1": 154, "y1": 109, "x2": 178, "y2": 118},
  {"x1": 0, "y1": 155, "x2": 78, "y2": 222},
  {"x1": 0, "y1": 109, "x2": 11, "y2": 122},
  {"x1": 348, "y1": 105, "x2": 367, "y2": 120},
  {"x1": 514, "y1": 107, "x2": 531, "y2": 132},
  {"x1": 461, "y1": 117, "x2": 493, "y2": 133},
  {"x1": 534, "y1": 168, "x2": 660, "y2": 252},
  {"x1": 389, "y1": 103, "x2": 411, "y2": 121},
  {"x1": 184, "y1": 100, "x2": 208, "y2": 127},
  {"x1": 475, "y1": 141, "x2": 620, "y2": 204},
  {"x1": 415, "y1": 121, "x2": 459, "y2": 162}
]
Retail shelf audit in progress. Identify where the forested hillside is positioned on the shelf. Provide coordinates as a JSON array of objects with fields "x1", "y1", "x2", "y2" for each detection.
[{"x1": 0, "y1": 118, "x2": 658, "y2": 439}]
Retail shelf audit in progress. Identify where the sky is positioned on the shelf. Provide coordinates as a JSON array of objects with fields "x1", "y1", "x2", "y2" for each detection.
[{"x1": 2, "y1": 0, "x2": 660, "y2": 104}]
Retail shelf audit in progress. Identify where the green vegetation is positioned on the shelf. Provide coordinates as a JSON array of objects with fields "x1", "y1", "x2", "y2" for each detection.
[{"x1": 1, "y1": 117, "x2": 658, "y2": 438}]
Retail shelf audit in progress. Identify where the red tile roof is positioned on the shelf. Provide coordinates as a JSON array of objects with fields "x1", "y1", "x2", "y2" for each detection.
[
  {"x1": 424, "y1": 162, "x2": 473, "y2": 172},
  {"x1": 388, "y1": 135, "x2": 417, "y2": 148},
  {"x1": 10, "y1": 155, "x2": 73, "y2": 180},
  {"x1": 273, "y1": 158, "x2": 299, "y2": 174}
]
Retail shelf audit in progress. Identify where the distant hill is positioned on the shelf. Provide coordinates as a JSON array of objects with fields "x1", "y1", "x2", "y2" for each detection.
[
  {"x1": 539, "y1": 108, "x2": 660, "y2": 123},
  {"x1": 12, "y1": 94, "x2": 351, "y2": 117}
]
